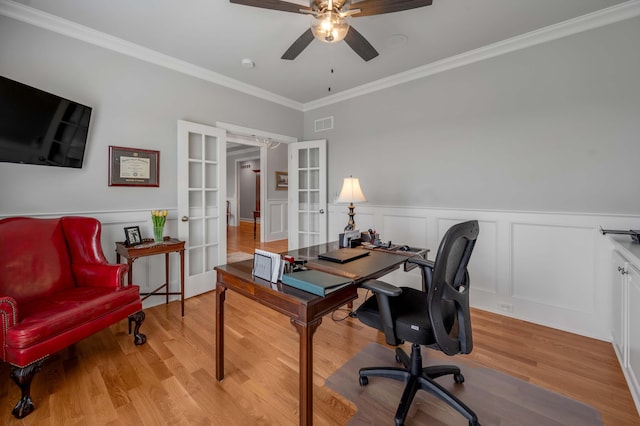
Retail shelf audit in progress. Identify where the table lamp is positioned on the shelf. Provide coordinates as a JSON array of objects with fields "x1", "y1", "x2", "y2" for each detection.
[{"x1": 336, "y1": 176, "x2": 367, "y2": 231}]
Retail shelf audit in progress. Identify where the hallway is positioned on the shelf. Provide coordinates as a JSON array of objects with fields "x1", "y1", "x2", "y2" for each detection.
[{"x1": 227, "y1": 221, "x2": 287, "y2": 261}]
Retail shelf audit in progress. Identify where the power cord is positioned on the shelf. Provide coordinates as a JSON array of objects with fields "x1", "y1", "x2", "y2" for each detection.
[{"x1": 330, "y1": 289, "x2": 371, "y2": 322}]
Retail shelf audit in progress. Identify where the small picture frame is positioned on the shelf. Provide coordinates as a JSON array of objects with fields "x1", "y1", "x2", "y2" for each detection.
[
  {"x1": 275, "y1": 171, "x2": 288, "y2": 190},
  {"x1": 109, "y1": 146, "x2": 160, "y2": 187},
  {"x1": 124, "y1": 226, "x2": 142, "y2": 247}
]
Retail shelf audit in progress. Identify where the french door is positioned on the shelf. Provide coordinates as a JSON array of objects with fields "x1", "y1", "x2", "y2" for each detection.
[
  {"x1": 177, "y1": 120, "x2": 226, "y2": 297},
  {"x1": 288, "y1": 140, "x2": 327, "y2": 250}
]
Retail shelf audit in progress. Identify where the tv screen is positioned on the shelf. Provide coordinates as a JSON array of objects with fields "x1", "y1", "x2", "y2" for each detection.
[{"x1": 0, "y1": 75, "x2": 92, "y2": 168}]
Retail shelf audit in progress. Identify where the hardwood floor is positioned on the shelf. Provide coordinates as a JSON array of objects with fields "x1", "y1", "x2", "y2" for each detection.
[
  {"x1": 227, "y1": 221, "x2": 288, "y2": 257},
  {"x1": 1, "y1": 224, "x2": 638, "y2": 425}
]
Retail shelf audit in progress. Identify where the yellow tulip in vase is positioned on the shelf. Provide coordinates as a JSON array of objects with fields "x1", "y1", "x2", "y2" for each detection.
[{"x1": 151, "y1": 210, "x2": 168, "y2": 242}]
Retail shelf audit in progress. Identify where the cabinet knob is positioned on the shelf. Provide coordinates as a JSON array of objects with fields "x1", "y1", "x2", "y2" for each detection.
[
  {"x1": 181, "y1": 216, "x2": 189, "y2": 222},
  {"x1": 621, "y1": 269, "x2": 629, "y2": 275},
  {"x1": 618, "y1": 266, "x2": 623, "y2": 272}
]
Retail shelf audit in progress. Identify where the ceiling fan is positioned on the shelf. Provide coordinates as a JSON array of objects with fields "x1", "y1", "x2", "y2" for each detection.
[{"x1": 229, "y1": 0, "x2": 433, "y2": 62}]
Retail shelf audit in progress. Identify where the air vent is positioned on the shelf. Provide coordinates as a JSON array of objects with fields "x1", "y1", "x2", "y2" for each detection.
[{"x1": 314, "y1": 116, "x2": 334, "y2": 132}]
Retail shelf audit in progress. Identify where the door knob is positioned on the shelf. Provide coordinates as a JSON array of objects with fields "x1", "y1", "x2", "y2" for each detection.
[{"x1": 181, "y1": 216, "x2": 189, "y2": 222}]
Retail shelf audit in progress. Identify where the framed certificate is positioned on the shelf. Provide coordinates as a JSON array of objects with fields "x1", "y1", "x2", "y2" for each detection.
[{"x1": 109, "y1": 146, "x2": 160, "y2": 187}]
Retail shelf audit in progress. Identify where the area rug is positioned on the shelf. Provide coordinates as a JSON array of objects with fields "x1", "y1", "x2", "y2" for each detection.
[
  {"x1": 325, "y1": 343, "x2": 602, "y2": 425},
  {"x1": 226, "y1": 251, "x2": 254, "y2": 263}
]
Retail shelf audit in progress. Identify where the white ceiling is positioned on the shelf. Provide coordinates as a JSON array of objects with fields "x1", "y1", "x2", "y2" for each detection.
[{"x1": 7, "y1": 0, "x2": 631, "y2": 106}]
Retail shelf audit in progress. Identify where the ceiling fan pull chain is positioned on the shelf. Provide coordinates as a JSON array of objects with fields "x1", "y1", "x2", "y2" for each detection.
[{"x1": 328, "y1": 46, "x2": 335, "y2": 92}]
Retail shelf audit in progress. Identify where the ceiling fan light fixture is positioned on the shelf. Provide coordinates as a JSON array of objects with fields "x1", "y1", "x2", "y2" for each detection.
[{"x1": 310, "y1": 12, "x2": 349, "y2": 43}]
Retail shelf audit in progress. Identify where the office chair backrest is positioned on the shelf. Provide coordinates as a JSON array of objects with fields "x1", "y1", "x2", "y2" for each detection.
[{"x1": 429, "y1": 220, "x2": 479, "y2": 356}]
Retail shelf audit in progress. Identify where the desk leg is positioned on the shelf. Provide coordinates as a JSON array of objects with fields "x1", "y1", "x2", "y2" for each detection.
[
  {"x1": 180, "y1": 250, "x2": 185, "y2": 317},
  {"x1": 215, "y1": 284, "x2": 227, "y2": 381},
  {"x1": 165, "y1": 253, "x2": 170, "y2": 306},
  {"x1": 291, "y1": 318, "x2": 322, "y2": 426}
]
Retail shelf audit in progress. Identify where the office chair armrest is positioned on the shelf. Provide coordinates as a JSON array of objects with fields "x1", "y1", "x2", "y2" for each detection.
[
  {"x1": 361, "y1": 279, "x2": 402, "y2": 297},
  {"x1": 407, "y1": 257, "x2": 434, "y2": 292},
  {"x1": 406, "y1": 257, "x2": 433, "y2": 268},
  {"x1": 361, "y1": 279, "x2": 402, "y2": 346}
]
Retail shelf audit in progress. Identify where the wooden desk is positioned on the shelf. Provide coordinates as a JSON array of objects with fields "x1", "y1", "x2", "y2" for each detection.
[
  {"x1": 115, "y1": 237, "x2": 186, "y2": 316},
  {"x1": 214, "y1": 243, "x2": 409, "y2": 426}
]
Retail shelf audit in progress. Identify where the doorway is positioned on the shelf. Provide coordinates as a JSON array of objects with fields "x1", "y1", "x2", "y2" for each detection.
[{"x1": 220, "y1": 122, "x2": 296, "y2": 261}]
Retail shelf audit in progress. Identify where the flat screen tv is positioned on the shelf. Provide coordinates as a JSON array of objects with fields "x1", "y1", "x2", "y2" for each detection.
[{"x1": 0, "y1": 75, "x2": 92, "y2": 168}]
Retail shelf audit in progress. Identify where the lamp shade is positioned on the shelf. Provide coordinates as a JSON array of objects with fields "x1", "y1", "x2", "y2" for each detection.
[{"x1": 336, "y1": 177, "x2": 366, "y2": 203}]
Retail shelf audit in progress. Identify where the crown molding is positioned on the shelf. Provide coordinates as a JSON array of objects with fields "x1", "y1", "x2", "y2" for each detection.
[
  {"x1": 2, "y1": 0, "x2": 638, "y2": 113},
  {"x1": 303, "y1": 0, "x2": 640, "y2": 111},
  {"x1": 0, "y1": 0, "x2": 304, "y2": 111}
]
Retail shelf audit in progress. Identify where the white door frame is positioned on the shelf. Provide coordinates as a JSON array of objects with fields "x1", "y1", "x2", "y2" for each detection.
[
  {"x1": 217, "y1": 122, "x2": 298, "y2": 244},
  {"x1": 233, "y1": 154, "x2": 260, "y2": 226}
]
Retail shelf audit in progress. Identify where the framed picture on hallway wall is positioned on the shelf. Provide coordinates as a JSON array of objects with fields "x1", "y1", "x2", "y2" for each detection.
[{"x1": 276, "y1": 171, "x2": 288, "y2": 190}]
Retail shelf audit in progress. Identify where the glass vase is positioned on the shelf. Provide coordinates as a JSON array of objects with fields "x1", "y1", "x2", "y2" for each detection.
[{"x1": 153, "y1": 225, "x2": 164, "y2": 242}]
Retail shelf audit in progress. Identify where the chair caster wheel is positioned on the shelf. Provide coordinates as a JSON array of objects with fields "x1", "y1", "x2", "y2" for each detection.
[
  {"x1": 454, "y1": 373, "x2": 465, "y2": 384},
  {"x1": 359, "y1": 376, "x2": 368, "y2": 386}
]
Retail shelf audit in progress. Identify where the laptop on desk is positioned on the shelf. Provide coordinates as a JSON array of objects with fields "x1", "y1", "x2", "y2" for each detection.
[{"x1": 317, "y1": 248, "x2": 370, "y2": 264}]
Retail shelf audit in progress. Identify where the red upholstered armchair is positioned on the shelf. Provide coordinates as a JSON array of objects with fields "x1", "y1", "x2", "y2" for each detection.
[{"x1": 0, "y1": 216, "x2": 146, "y2": 418}]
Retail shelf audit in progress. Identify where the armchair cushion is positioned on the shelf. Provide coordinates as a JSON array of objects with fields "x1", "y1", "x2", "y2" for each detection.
[{"x1": 8, "y1": 285, "x2": 140, "y2": 349}]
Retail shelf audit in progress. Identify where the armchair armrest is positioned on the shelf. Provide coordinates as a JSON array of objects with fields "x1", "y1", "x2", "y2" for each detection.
[
  {"x1": 1, "y1": 296, "x2": 18, "y2": 361},
  {"x1": 72, "y1": 263, "x2": 129, "y2": 288},
  {"x1": 361, "y1": 279, "x2": 402, "y2": 346}
]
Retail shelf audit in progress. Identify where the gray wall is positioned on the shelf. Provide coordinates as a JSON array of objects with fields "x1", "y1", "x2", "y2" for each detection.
[
  {"x1": 0, "y1": 16, "x2": 302, "y2": 216},
  {"x1": 239, "y1": 159, "x2": 259, "y2": 220},
  {"x1": 266, "y1": 143, "x2": 288, "y2": 200},
  {"x1": 305, "y1": 17, "x2": 640, "y2": 215},
  {"x1": 2, "y1": 13, "x2": 639, "y2": 219}
]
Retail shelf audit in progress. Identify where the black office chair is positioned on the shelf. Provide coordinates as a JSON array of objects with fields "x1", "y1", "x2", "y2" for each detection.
[{"x1": 356, "y1": 220, "x2": 480, "y2": 426}]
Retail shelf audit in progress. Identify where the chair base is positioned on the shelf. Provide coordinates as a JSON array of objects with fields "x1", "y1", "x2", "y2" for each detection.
[{"x1": 359, "y1": 343, "x2": 479, "y2": 426}]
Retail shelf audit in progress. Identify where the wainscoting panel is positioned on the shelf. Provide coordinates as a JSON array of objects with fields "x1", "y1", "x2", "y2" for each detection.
[
  {"x1": 512, "y1": 223, "x2": 596, "y2": 313},
  {"x1": 383, "y1": 214, "x2": 428, "y2": 248},
  {"x1": 266, "y1": 200, "x2": 288, "y2": 242},
  {"x1": 6, "y1": 206, "x2": 640, "y2": 340},
  {"x1": 327, "y1": 204, "x2": 640, "y2": 340}
]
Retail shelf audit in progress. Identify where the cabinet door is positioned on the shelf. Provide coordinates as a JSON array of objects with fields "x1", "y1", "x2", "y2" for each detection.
[
  {"x1": 612, "y1": 250, "x2": 628, "y2": 365},
  {"x1": 627, "y1": 263, "x2": 640, "y2": 390}
]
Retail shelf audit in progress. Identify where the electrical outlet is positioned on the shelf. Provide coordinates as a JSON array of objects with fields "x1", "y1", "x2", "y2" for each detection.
[{"x1": 499, "y1": 303, "x2": 513, "y2": 313}]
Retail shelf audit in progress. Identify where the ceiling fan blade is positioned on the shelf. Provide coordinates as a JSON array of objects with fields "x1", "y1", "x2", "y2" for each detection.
[
  {"x1": 344, "y1": 26, "x2": 378, "y2": 61},
  {"x1": 230, "y1": 0, "x2": 311, "y2": 14},
  {"x1": 281, "y1": 29, "x2": 315, "y2": 60},
  {"x1": 350, "y1": 0, "x2": 433, "y2": 17}
]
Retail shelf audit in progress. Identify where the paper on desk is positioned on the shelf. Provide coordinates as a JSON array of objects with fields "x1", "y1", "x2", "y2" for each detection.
[{"x1": 255, "y1": 249, "x2": 283, "y2": 283}]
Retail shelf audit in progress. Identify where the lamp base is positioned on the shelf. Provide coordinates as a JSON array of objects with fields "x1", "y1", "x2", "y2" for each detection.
[{"x1": 344, "y1": 203, "x2": 356, "y2": 231}]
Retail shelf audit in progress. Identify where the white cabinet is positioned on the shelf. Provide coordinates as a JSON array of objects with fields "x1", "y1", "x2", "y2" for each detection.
[
  {"x1": 612, "y1": 250, "x2": 627, "y2": 364},
  {"x1": 610, "y1": 238, "x2": 640, "y2": 414},
  {"x1": 627, "y1": 263, "x2": 640, "y2": 392}
]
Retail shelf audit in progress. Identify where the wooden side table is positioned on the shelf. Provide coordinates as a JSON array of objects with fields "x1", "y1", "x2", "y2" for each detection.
[{"x1": 115, "y1": 237, "x2": 186, "y2": 316}]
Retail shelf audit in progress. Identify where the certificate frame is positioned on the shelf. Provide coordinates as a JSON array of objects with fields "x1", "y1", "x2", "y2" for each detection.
[{"x1": 109, "y1": 146, "x2": 160, "y2": 187}]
